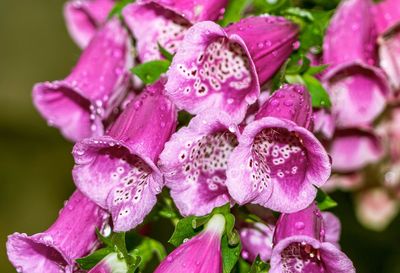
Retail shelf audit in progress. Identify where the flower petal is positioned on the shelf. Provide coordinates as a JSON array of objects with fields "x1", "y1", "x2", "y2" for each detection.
[
  {"x1": 123, "y1": 2, "x2": 190, "y2": 62},
  {"x1": 323, "y1": 0, "x2": 376, "y2": 65},
  {"x1": 140, "y1": 0, "x2": 228, "y2": 23},
  {"x1": 33, "y1": 19, "x2": 132, "y2": 142},
  {"x1": 330, "y1": 128, "x2": 384, "y2": 172},
  {"x1": 373, "y1": 0, "x2": 400, "y2": 35},
  {"x1": 240, "y1": 222, "x2": 274, "y2": 262},
  {"x1": 73, "y1": 82, "x2": 176, "y2": 231},
  {"x1": 227, "y1": 118, "x2": 330, "y2": 213},
  {"x1": 159, "y1": 110, "x2": 238, "y2": 216},
  {"x1": 166, "y1": 17, "x2": 298, "y2": 123},
  {"x1": 322, "y1": 212, "x2": 341, "y2": 248},
  {"x1": 322, "y1": 62, "x2": 390, "y2": 128},
  {"x1": 64, "y1": 0, "x2": 115, "y2": 48},
  {"x1": 154, "y1": 214, "x2": 225, "y2": 273},
  {"x1": 379, "y1": 32, "x2": 400, "y2": 92},
  {"x1": 6, "y1": 191, "x2": 108, "y2": 273},
  {"x1": 255, "y1": 84, "x2": 312, "y2": 129}
]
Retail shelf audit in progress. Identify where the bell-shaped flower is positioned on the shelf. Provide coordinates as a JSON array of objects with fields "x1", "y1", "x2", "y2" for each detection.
[
  {"x1": 88, "y1": 252, "x2": 128, "y2": 273},
  {"x1": 240, "y1": 222, "x2": 274, "y2": 262},
  {"x1": 322, "y1": 0, "x2": 390, "y2": 128},
  {"x1": 6, "y1": 190, "x2": 109, "y2": 273},
  {"x1": 270, "y1": 203, "x2": 355, "y2": 273},
  {"x1": 122, "y1": 0, "x2": 228, "y2": 62},
  {"x1": 356, "y1": 187, "x2": 399, "y2": 231},
  {"x1": 72, "y1": 81, "x2": 177, "y2": 231},
  {"x1": 330, "y1": 128, "x2": 384, "y2": 172},
  {"x1": 313, "y1": 109, "x2": 335, "y2": 139},
  {"x1": 33, "y1": 19, "x2": 132, "y2": 142},
  {"x1": 158, "y1": 110, "x2": 239, "y2": 217},
  {"x1": 165, "y1": 17, "x2": 299, "y2": 123},
  {"x1": 226, "y1": 84, "x2": 331, "y2": 213},
  {"x1": 154, "y1": 214, "x2": 225, "y2": 273},
  {"x1": 64, "y1": 0, "x2": 115, "y2": 48},
  {"x1": 373, "y1": 0, "x2": 400, "y2": 92}
]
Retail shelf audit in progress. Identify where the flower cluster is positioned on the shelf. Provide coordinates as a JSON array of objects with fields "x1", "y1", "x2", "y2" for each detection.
[{"x1": 9, "y1": 0, "x2": 400, "y2": 272}]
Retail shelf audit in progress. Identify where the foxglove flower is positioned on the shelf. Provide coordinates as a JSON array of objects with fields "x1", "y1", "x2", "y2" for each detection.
[
  {"x1": 88, "y1": 252, "x2": 127, "y2": 273},
  {"x1": 356, "y1": 188, "x2": 399, "y2": 231},
  {"x1": 240, "y1": 222, "x2": 274, "y2": 262},
  {"x1": 270, "y1": 203, "x2": 355, "y2": 273},
  {"x1": 165, "y1": 17, "x2": 299, "y2": 123},
  {"x1": 7, "y1": 191, "x2": 108, "y2": 273},
  {"x1": 33, "y1": 19, "x2": 132, "y2": 142},
  {"x1": 313, "y1": 109, "x2": 335, "y2": 139},
  {"x1": 64, "y1": 0, "x2": 115, "y2": 48},
  {"x1": 122, "y1": 0, "x2": 227, "y2": 62},
  {"x1": 330, "y1": 128, "x2": 384, "y2": 172},
  {"x1": 159, "y1": 110, "x2": 239, "y2": 216},
  {"x1": 323, "y1": 0, "x2": 390, "y2": 128},
  {"x1": 226, "y1": 84, "x2": 331, "y2": 213},
  {"x1": 154, "y1": 214, "x2": 225, "y2": 273},
  {"x1": 73, "y1": 81, "x2": 177, "y2": 231},
  {"x1": 374, "y1": 0, "x2": 400, "y2": 92}
]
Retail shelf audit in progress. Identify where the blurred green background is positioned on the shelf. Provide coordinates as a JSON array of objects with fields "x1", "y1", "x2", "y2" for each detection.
[{"x1": 0, "y1": 1, "x2": 399, "y2": 273}]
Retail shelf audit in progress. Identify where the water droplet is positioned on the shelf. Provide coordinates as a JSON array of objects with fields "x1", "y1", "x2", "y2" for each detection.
[
  {"x1": 257, "y1": 42, "x2": 264, "y2": 49},
  {"x1": 295, "y1": 221, "x2": 305, "y2": 230},
  {"x1": 42, "y1": 235, "x2": 53, "y2": 244},
  {"x1": 102, "y1": 224, "x2": 112, "y2": 237},
  {"x1": 160, "y1": 122, "x2": 166, "y2": 128},
  {"x1": 167, "y1": 256, "x2": 173, "y2": 262},
  {"x1": 16, "y1": 266, "x2": 23, "y2": 273},
  {"x1": 134, "y1": 100, "x2": 142, "y2": 109},
  {"x1": 284, "y1": 99, "x2": 294, "y2": 106},
  {"x1": 228, "y1": 125, "x2": 236, "y2": 133},
  {"x1": 271, "y1": 99, "x2": 280, "y2": 107}
]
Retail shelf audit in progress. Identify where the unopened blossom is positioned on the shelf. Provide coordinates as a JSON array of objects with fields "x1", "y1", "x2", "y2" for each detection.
[
  {"x1": 88, "y1": 252, "x2": 128, "y2": 273},
  {"x1": 330, "y1": 128, "x2": 384, "y2": 172},
  {"x1": 73, "y1": 81, "x2": 177, "y2": 231},
  {"x1": 356, "y1": 188, "x2": 399, "y2": 231},
  {"x1": 64, "y1": 0, "x2": 115, "y2": 48},
  {"x1": 33, "y1": 19, "x2": 132, "y2": 142},
  {"x1": 165, "y1": 17, "x2": 299, "y2": 123},
  {"x1": 227, "y1": 84, "x2": 331, "y2": 213},
  {"x1": 154, "y1": 214, "x2": 225, "y2": 273},
  {"x1": 323, "y1": 0, "x2": 390, "y2": 128},
  {"x1": 7, "y1": 191, "x2": 109, "y2": 273},
  {"x1": 159, "y1": 110, "x2": 239, "y2": 216},
  {"x1": 240, "y1": 222, "x2": 274, "y2": 262},
  {"x1": 322, "y1": 173, "x2": 363, "y2": 192},
  {"x1": 373, "y1": 0, "x2": 400, "y2": 92},
  {"x1": 122, "y1": 0, "x2": 228, "y2": 62},
  {"x1": 270, "y1": 203, "x2": 355, "y2": 273}
]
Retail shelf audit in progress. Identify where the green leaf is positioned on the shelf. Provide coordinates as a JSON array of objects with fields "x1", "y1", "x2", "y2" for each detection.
[
  {"x1": 305, "y1": 65, "x2": 328, "y2": 76},
  {"x1": 222, "y1": 234, "x2": 242, "y2": 273},
  {"x1": 285, "y1": 54, "x2": 311, "y2": 75},
  {"x1": 134, "y1": 237, "x2": 167, "y2": 270},
  {"x1": 76, "y1": 248, "x2": 113, "y2": 270},
  {"x1": 177, "y1": 110, "x2": 193, "y2": 128},
  {"x1": 251, "y1": 0, "x2": 290, "y2": 14},
  {"x1": 158, "y1": 43, "x2": 174, "y2": 62},
  {"x1": 219, "y1": 0, "x2": 252, "y2": 26},
  {"x1": 225, "y1": 213, "x2": 240, "y2": 246},
  {"x1": 282, "y1": 7, "x2": 314, "y2": 22},
  {"x1": 108, "y1": 0, "x2": 135, "y2": 19},
  {"x1": 192, "y1": 215, "x2": 211, "y2": 229},
  {"x1": 168, "y1": 216, "x2": 200, "y2": 247},
  {"x1": 301, "y1": 74, "x2": 332, "y2": 108},
  {"x1": 316, "y1": 189, "x2": 338, "y2": 210},
  {"x1": 249, "y1": 256, "x2": 270, "y2": 273},
  {"x1": 131, "y1": 60, "x2": 170, "y2": 84}
]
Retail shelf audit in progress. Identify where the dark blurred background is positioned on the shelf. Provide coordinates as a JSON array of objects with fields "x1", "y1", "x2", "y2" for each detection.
[{"x1": 0, "y1": 1, "x2": 399, "y2": 273}]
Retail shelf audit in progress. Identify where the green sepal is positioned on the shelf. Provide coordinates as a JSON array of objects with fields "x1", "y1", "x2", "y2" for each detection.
[
  {"x1": 316, "y1": 189, "x2": 338, "y2": 210},
  {"x1": 131, "y1": 60, "x2": 171, "y2": 85},
  {"x1": 249, "y1": 256, "x2": 270, "y2": 273}
]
